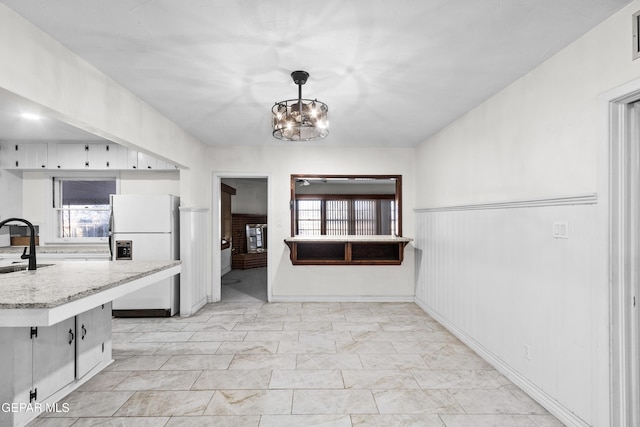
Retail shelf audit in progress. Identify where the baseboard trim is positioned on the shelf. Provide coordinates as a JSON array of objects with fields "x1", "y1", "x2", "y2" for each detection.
[
  {"x1": 270, "y1": 295, "x2": 415, "y2": 303},
  {"x1": 414, "y1": 296, "x2": 590, "y2": 427}
]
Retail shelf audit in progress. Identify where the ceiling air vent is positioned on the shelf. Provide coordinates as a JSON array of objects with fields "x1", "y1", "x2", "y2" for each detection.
[{"x1": 634, "y1": 10, "x2": 640, "y2": 60}]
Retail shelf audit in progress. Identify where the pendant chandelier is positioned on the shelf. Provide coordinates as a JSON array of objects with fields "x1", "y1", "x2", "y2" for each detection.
[{"x1": 272, "y1": 71, "x2": 329, "y2": 141}]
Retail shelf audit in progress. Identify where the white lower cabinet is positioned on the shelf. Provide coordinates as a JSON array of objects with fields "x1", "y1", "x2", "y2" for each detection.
[
  {"x1": 32, "y1": 317, "x2": 76, "y2": 404},
  {"x1": 76, "y1": 303, "x2": 112, "y2": 378},
  {"x1": 0, "y1": 302, "x2": 112, "y2": 427}
]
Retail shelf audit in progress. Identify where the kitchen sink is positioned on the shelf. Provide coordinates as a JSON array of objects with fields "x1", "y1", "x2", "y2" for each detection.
[{"x1": 0, "y1": 264, "x2": 53, "y2": 274}]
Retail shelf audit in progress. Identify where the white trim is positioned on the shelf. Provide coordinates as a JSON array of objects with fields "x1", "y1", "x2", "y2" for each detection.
[
  {"x1": 602, "y1": 75, "x2": 640, "y2": 427},
  {"x1": 414, "y1": 193, "x2": 597, "y2": 213},
  {"x1": 414, "y1": 297, "x2": 590, "y2": 427},
  {"x1": 271, "y1": 295, "x2": 415, "y2": 303}
]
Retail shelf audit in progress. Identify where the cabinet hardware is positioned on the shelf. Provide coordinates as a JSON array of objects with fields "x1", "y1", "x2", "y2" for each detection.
[
  {"x1": 68, "y1": 328, "x2": 75, "y2": 345},
  {"x1": 81, "y1": 324, "x2": 87, "y2": 340},
  {"x1": 84, "y1": 144, "x2": 89, "y2": 151},
  {"x1": 106, "y1": 145, "x2": 110, "y2": 151},
  {"x1": 29, "y1": 388, "x2": 37, "y2": 402},
  {"x1": 85, "y1": 161, "x2": 89, "y2": 167},
  {"x1": 30, "y1": 327, "x2": 37, "y2": 339},
  {"x1": 14, "y1": 144, "x2": 18, "y2": 151},
  {"x1": 106, "y1": 161, "x2": 110, "y2": 167},
  {"x1": 102, "y1": 342, "x2": 105, "y2": 353},
  {"x1": 15, "y1": 160, "x2": 18, "y2": 167}
]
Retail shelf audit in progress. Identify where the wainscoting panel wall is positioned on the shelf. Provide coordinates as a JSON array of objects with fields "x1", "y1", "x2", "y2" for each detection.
[
  {"x1": 414, "y1": 194, "x2": 605, "y2": 426},
  {"x1": 179, "y1": 207, "x2": 210, "y2": 316}
]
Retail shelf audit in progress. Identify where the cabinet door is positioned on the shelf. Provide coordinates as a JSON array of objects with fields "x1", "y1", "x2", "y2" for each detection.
[
  {"x1": 32, "y1": 317, "x2": 76, "y2": 403},
  {"x1": 87, "y1": 143, "x2": 118, "y2": 169},
  {"x1": 76, "y1": 303, "x2": 111, "y2": 378},
  {"x1": 0, "y1": 142, "x2": 48, "y2": 169},
  {"x1": 137, "y1": 152, "x2": 157, "y2": 170},
  {"x1": 55, "y1": 143, "x2": 90, "y2": 169}
]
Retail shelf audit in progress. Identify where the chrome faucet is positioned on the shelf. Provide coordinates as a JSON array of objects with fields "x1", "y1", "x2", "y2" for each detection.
[{"x1": 0, "y1": 218, "x2": 37, "y2": 270}]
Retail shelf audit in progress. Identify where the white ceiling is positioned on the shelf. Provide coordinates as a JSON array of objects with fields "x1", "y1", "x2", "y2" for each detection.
[{"x1": 0, "y1": 0, "x2": 632, "y2": 147}]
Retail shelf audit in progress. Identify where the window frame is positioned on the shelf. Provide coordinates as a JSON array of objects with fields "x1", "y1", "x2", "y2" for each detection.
[
  {"x1": 50, "y1": 175, "x2": 119, "y2": 244},
  {"x1": 290, "y1": 174, "x2": 402, "y2": 237}
]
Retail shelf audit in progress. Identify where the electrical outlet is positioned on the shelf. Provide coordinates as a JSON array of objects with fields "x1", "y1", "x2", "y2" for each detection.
[{"x1": 523, "y1": 344, "x2": 531, "y2": 360}]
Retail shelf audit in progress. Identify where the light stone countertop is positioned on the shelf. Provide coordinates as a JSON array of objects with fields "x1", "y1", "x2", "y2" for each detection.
[
  {"x1": 0, "y1": 245, "x2": 110, "y2": 255},
  {"x1": 0, "y1": 260, "x2": 180, "y2": 309}
]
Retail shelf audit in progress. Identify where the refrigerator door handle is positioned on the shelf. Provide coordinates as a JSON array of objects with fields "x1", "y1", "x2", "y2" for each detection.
[{"x1": 108, "y1": 208, "x2": 114, "y2": 261}]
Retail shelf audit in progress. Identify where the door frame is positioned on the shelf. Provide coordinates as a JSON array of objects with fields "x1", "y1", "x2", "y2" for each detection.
[
  {"x1": 605, "y1": 78, "x2": 640, "y2": 427},
  {"x1": 211, "y1": 172, "x2": 271, "y2": 302}
]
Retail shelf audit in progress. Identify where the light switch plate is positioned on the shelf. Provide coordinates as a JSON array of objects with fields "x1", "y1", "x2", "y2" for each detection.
[{"x1": 553, "y1": 221, "x2": 569, "y2": 239}]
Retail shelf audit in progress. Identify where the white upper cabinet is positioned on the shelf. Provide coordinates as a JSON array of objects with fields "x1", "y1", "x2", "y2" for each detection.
[
  {"x1": 53, "y1": 143, "x2": 120, "y2": 170},
  {"x1": 0, "y1": 141, "x2": 178, "y2": 171},
  {"x1": 0, "y1": 141, "x2": 48, "y2": 169}
]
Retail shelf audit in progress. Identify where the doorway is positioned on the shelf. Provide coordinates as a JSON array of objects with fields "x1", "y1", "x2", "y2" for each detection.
[
  {"x1": 609, "y1": 90, "x2": 640, "y2": 427},
  {"x1": 216, "y1": 176, "x2": 268, "y2": 302}
]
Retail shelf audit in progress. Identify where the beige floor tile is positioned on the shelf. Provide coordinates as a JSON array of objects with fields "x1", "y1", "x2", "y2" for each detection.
[
  {"x1": 188, "y1": 331, "x2": 247, "y2": 342},
  {"x1": 439, "y1": 414, "x2": 565, "y2": 426},
  {"x1": 204, "y1": 389, "x2": 293, "y2": 415},
  {"x1": 359, "y1": 353, "x2": 430, "y2": 370},
  {"x1": 232, "y1": 321, "x2": 283, "y2": 331},
  {"x1": 25, "y1": 418, "x2": 78, "y2": 427},
  {"x1": 450, "y1": 389, "x2": 548, "y2": 415},
  {"x1": 130, "y1": 322, "x2": 188, "y2": 332},
  {"x1": 373, "y1": 389, "x2": 463, "y2": 414},
  {"x1": 277, "y1": 340, "x2": 336, "y2": 354},
  {"x1": 335, "y1": 340, "x2": 396, "y2": 354},
  {"x1": 270, "y1": 369, "x2": 344, "y2": 389},
  {"x1": 165, "y1": 415, "x2": 261, "y2": 426},
  {"x1": 155, "y1": 341, "x2": 222, "y2": 354},
  {"x1": 229, "y1": 354, "x2": 297, "y2": 370},
  {"x1": 342, "y1": 369, "x2": 421, "y2": 390},
  {"x1": 244, "y1": 331, "x2": 299, "y2": 342},
  {"x1": 159, "y1": 354, "x2": 234, "y2": 370},
  {"x1": 76, "y1": 371, "x2": 131, "y2": 391},
  {"x1": 351, "y1": 414, "x2": 445, "y2": 426},
  {"x1": 298, "y1": 331, "x2": 353, "y2": 342},
  {"x1": 283, "y1": 321, "x2": 333, "y2": 331},
  {"x1": 331, "y1": 321, "x2": 382, "y2": 332},
  {"x1": 296, "y1": 354, "x2": 362, "y2": 370},
  {"x1": 113, "y1": 370, "x2": 200, "y2": 390},
  {"x1": 351, "y1": 331, "x2": 408, "y2": 342},
  {"x1": 216, "y1": 341, "x2": 279, "y2": 354},
  {"x1": 68, "y1": 417, "x2": 170, "y2": 427},
  {"x1": 104, "y1": 355, "x2": 170, "y2": 371},
  {"x1": 292, "y1": 389, "x2": 377, "y2": 415},
  {"x1": 45, "y1": 391, "x2": 134, "y2": 418},
  {"x1": 114, "y1": 390, "x2": 213, "y2": 416},
  {"x1": 192, "y1": 369, "x2": 272, "y2": 390},
  {"x1": 131, "y1": 331, "x2": 195, "y2": 343},
  {"x1": 181, "y1": 321, "x2": 237, "y2": 332},
  {"x1": 112, "y1": 342, "x2": 165, "y2": 355},
  {"x1": 411, "y1": 369, "x2": 510, "y2": 389},
  {"x1": 260, "y1": 414, "x2": 351, "y2": 427}
]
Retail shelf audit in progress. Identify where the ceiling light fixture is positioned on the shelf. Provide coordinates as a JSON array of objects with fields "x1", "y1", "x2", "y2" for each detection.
[
  {"x1": 272, "y1": 71, "x2": 329, "y2": 141},
  {"x1": 20, "y1": 113, "x2": 42, "y2": 120}
]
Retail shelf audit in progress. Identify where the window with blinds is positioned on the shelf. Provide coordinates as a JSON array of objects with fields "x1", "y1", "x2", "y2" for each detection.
[{"x1": 295, "y1": 197, "x2": 396, "y2": 235}]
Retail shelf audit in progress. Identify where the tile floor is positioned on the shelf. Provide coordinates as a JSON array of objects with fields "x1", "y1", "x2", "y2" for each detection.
[{"x1": 29, "y1": 302, "x2": 565, "y2": 426}]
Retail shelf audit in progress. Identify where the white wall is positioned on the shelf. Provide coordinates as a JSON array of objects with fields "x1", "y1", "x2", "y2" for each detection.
[
  {"x1": 221, "y1": 178, "x2": 267, "y2": 215},
  {"x1": 0, "y1": 169, "x2": 22, "y2": 220},
  {"x1": 414, "y1": 2, "x2": 640, "y2": 426},
  {"x1": 211, "y1": 145, "x2": 416, "y2": 300}
]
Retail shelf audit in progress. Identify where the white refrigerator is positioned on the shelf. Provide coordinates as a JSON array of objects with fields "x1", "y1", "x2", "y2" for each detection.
[{"x1": 110, "y1": 194, "x2": 180, "y2": 317}]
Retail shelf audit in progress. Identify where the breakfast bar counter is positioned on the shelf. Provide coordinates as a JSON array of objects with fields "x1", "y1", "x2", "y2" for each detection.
[
  {"x1": 0, "y1": 260, "x2": 181, "y2": 326},
  {"x1": 0, "y1": 260, "x2": 181, "y2": 427}
]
